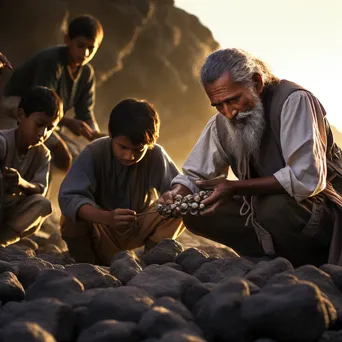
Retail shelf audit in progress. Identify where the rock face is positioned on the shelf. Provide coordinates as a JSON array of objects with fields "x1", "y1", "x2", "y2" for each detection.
[
  {"x1": 0, "y1": 0, "x2": 219, "y2": 164},
  {"x1": 0, "y1": 239, "x2": 338, "y2": 341}
]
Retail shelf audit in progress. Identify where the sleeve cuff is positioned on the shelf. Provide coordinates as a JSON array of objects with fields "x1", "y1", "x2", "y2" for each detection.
[
  {"x1": 273, "y1": 167, "x2": 317, "y2": 202},
  {"x1": 67, "y1": 198, "x2": 99, "y2": 223},
  {"x1": 171, "y1": 174, "x2": 200, "y2": 194}
]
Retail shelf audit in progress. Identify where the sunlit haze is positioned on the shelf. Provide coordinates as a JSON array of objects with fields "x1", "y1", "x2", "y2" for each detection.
[{"x1": 175, "y1": 0, "x2": 342, "y2": 130}]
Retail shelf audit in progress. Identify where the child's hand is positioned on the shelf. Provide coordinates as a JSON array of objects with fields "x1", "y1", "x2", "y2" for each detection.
[
  {"x1": 109, "y1": 208, "x2": 137, "y2": 229},
  {"x1": 0, "y1": 52, "x2": 13, "y2": 71},
  {"x1": 63, "y1": 118, "x2": 94, "y2": 141},
  {"x1": 4, "y1": 167, "x2": 22, "y2": 188}
]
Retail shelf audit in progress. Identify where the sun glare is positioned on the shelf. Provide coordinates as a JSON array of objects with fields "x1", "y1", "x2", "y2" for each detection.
[{"x1": 175, "y1": 0, "x2": 342, "y2": 131}]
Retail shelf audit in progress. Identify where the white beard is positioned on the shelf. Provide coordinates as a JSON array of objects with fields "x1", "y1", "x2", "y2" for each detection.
[{"x1": 225, "y1": 91, "x2": 266, "y2": 178}]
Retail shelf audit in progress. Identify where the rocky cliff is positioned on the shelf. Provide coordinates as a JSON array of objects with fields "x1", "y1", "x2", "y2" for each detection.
[
  {"x1": 0, "y1": 0, "x2": 219, "y2": 165},
  {"x1": 1, "y1": 0, "x2": 341, "y2": 165}
]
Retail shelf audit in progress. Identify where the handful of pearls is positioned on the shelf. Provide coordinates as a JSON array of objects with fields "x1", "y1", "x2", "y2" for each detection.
[{"x1": 156, "y1": 190, "x2": 213, "y2": 218}]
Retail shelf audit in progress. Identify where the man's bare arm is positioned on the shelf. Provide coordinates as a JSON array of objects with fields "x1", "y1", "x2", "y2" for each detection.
[{"x1": 231, "y1": 176, "x2": 286, "y2": 196}]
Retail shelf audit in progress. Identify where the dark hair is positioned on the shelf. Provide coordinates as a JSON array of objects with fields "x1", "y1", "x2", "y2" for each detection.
[
  {"x1": 109, "y1": 99, "x2": 160, "y2": 148},
  {"x1": 68, "y1": 15, "x2": 104, "y2": 42},
  {"x1": 18, "y1": 86, "x2": 63, "y2": 119}
]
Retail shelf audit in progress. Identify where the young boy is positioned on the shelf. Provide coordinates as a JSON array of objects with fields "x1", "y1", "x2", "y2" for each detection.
[
  {"x1": 0, "y1": 15, "x2": 104, "y2": 171},
  {"x1": 59, "y1": 99, "x2": 184, "y2": 265},
  {"x1": 0, "y1": 86, "x2": 63, "y2": 246}
]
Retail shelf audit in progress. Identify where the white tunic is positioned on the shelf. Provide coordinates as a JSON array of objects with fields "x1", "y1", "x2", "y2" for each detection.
[{"x1": 172, "y1": 90, "x2": 327, "y2": 202}]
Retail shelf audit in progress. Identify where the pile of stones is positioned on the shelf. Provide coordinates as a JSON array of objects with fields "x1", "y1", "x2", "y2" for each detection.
[
  {"x1": 156, "y1": 191, "x2": 212, "y2": 218},
  {"x1": 0, "y1": 237, "x2": 339, "y2": 341}
]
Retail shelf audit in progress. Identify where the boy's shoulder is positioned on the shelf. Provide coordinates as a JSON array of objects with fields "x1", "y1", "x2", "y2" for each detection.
[
  {"x1": 81, "y1": 62, "x2": 95, "y2": 79},
  {"x1": 33, "y1": 45, "x2": 67, "y2": 58},
  {"x1": 0, "y1": 128, "x2": 16, "y2": 154},
  {"x1": 28, "y1": 142, "x2": 51, "y2": 163},
  {"x1": 0, "y1": 130, "x2": 10, "y2": 161},
  {"x1": 86, "y1": 136, "x2": 111, "y2": 155},
  {"x1": 0, "y1": 129, "x2": 51, "y2": 162},
  {"x1": 147, "y1": 144, "x2": 167, "y2": 158},
  {"x1": 37, "y1": 143, "x2": 51, "y2": 161},
  {"x1": 26, "y1": 45, "x2": 67, "y2": 66}
]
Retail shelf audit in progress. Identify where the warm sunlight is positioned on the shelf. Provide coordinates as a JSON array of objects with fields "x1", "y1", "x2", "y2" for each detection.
[{"x1": 175, "y1": 0, "x2": 342, "y2": 131}]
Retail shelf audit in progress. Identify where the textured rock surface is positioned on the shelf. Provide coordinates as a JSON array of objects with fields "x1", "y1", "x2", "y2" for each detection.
[
  {"x1": 1, "y1": 321, "x2": 57, "y2": 342},
  {"x1": 77, "y1": 320, "x2": 139, "y2": 342},
  {"x1": 128, "y1": 264, "x2": 200, "y2": 300},
  {"x1": 0, "y1": 271, "x2": 25, "y2": 303},
  {"x1": 0, "y1": 0, "x2": 219, "y2": 164},
  {"x1": 1, "y1": 1, "x2": 341, "y2": 341},
  {"x1": 66, "y1": 263, "x2": 121, "y2": 289},
  {"x1": 110, "y1": 250, "x2": 142, "y2": 285},
  {"x1": 0, "y1": 239, "x2": 338, "y2": 341},
  {"x1": 142, "y1": 239, "x2": 183, "y2": 266}
]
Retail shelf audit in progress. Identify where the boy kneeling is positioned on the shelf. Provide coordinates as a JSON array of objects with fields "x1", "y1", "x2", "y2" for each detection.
[
  {"x1": 59, "y1": 99, "x2": 184, "y2": 265},
  {"x1": 0, "y1": 86, "x2": 63, "y2": 246}
]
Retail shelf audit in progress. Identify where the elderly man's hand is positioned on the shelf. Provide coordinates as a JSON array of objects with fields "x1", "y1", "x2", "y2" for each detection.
[
  {"x1": 158, "y1": 184, "x2": 192, "y2": 217},
  {"x1": 195, "y1": 178, "x2": 236, "y2": 215},
  {"x1": 158, "y1": 184, "x2": 192, "y2": 218},
  {"x1": 158, "y1": 184, "x2": 192, "y2": 205},
  {"x1": 0, "y1": 52, "x2": 12, "y2": 71}
]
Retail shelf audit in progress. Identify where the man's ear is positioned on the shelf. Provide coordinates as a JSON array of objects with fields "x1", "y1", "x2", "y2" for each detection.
[
  {"x1": 252, "y1": 73, "x2": 264, "y2": 95},
  {"x1": 17, "y1": 108, "x2": 26, "y2": 124}
]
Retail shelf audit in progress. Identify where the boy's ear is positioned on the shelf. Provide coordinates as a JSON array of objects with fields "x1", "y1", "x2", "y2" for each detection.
[
  {"x1": 17, "y1": 108, "x2": 26, "y2": 124},
  {"x1": 97, "y1": 37, "x2": 103, "y2": 47},
  {"x1": 64, "y1": 33, "x2": 71, "y2": 45}
]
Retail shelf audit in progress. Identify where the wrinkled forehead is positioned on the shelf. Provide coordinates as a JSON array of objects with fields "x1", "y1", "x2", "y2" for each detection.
[{"x1": 204, "y1": 72, "x2": 247, "y2": 101}]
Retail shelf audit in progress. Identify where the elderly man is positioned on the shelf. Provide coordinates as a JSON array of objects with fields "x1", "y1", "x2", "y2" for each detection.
[{"x1": 161, "y1": 48, "x2": 342, "y2": 267}]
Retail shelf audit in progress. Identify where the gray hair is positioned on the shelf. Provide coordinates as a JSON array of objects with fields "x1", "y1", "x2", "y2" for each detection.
[{"x1": 200, "y1": 48, "x2": 279, "y2": 86}]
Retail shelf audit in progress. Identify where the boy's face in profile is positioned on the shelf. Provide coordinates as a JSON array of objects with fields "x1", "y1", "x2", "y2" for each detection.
[
  {"x1": 112, "y1": 136, "x2": 148, "y2": 166},
  {"x1": 18, "y1": 110, "x2": 60, "y2": 148},
  {"x1": 65, "y1": 35, "x2": 100, "y2": 67}
]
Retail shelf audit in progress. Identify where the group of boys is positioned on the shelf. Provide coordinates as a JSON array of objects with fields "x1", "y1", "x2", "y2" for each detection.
[
  {"x1": 0, "y1": 15, "x2": 184, "y2": 265},
  {"x1": 1, "y1": 14, "x2": 342, "y2": 267}
]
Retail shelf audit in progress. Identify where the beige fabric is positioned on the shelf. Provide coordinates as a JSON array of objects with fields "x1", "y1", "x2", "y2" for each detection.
[
  {"x1": 0, "y1": 128, "x2": 51, "y2": 196},
  {"x1": 172, "y1": 91, "x2": 328, "y2": 201},
  {"x1": 0, "y1": 194, "x2": 52, "y2": 246},
  {"x1": 61, "y1": 204, "x2": 185, "y2": 265}
]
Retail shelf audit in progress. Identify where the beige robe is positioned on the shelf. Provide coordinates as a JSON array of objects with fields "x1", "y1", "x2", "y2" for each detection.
[{"x1": 0, "y1": 128, "x2": 52, "y2": 246}]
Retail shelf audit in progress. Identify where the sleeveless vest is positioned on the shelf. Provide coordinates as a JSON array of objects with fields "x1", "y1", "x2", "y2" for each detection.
[{"x1": 216, "y1": 79, "x2": 342, "y2": 188}]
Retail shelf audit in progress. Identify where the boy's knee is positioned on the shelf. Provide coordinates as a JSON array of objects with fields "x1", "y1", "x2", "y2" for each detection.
[
  {"x1": 32, "y1": 195, "x2": 52, "y2": 217},
  {"x1": 50, "y1": 139, "x2": 73, "y2": 172},
  {"x1": 54, "y1": 148, "x2": 73, "y2": 172},
  {"x1": 61, "y1": 216, "x2": 92, "y2": 239}
]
